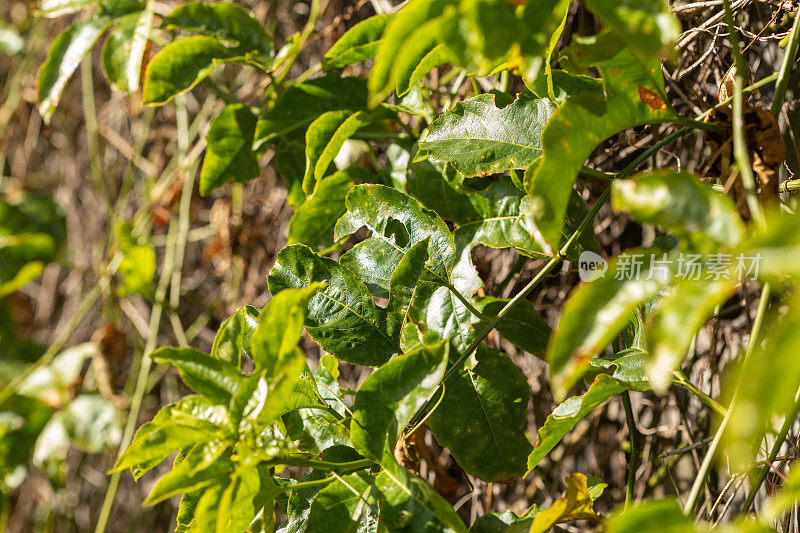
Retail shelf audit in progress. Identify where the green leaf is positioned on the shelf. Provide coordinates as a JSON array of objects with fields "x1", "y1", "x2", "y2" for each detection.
[
  {"x1": 303, "y1": 111, "x2": 371, "y2": 195},
  {"x1": 145, "y1": 445, "x2": 233, "y2": 505},
  {"x1": 420, "y1": 93, "x2": 555, "y2": 177},
  {"x1": 142, "y1": 36, "x2": 236, "y2": 106},
  {"x1": 351, "y1": 341, "x2": 448, "y2": 464},
  {"x1": 469, "y1": 510, "x2": 536, "y2": 533},
  {"x1": 150, "y1": 347, "x2": 244, "y2": 405},
  {"x1": 546, "y1": 251, "x2": 671, "y2": 400},
  {"x1": 368, "y1": 0, "x2": 455, "y2": 105},
  {"x1": 267, "y1": 244, "x2": 401, "y2": 367},
  {"x1": 429, "y1": 346, "x2": 531, "y2": 482},
  {"x1": 200, "y1": 103, "x2": 260, "y2": 196},
  {"x1": 646, "y1": 277, "x2": 736, "y2": 392},
  {"x1": 101, "y1": 4, "x2": 154, "y2": 95},
  {"x1": 392, "y1": 33, "x2": 454, "y2": 98},
  {"x1": 530, "y1": 69, "x2": 604, "y2": 104},
  {"x1": 254, "y1": 75, "x2": 368, "y2": 146},
  {"x1": 374, "y1": 468, "x2": 468, "y2": 533},
  {"x1": 405, "y1": 158, "x2": 475, "y2": 223},
  {"x1": 301, "y1": 472, "x2": 379, "y2": 532},
  {"x1": 248, "y1": 284, "x2": 323, "y2": 421},
  {"x1": 115, "y1": 221, "x2": 155, "y2": 297},
  {"x1": 584, "y1": 0, "x2": 680, "y2": 61},
  {"x1": 287, "y1": 167, "x2": 376, "y2": 252},
  {"x1": 612, "y1": 170, "x2": 744, "y2": 253},
  {"x1": 323, "y1": 14, "x2": 393, "y2": 71},
  {"x1": 604, "y1": 499, "x2": 707, "y2": 533},
  {"x1": 37, "y1": 18, "x2": 112, "y2": 123},
  {"x1": 112, "y1": 395, "x2": 228, "y2": 475},
  {"x1": 475, "y1": 296, "x2": 551, "y2": 358},
  {"x1": 333, "y1": 184, "x2": 457, "y2": 297},
  {"x1": 162, "y1": 1, "x2": 273, "y2": 56},
  {"x1": 525, "y1": 33, "x2": 680, "y2": 253},
  {"x1": 210, "y1": 305, "x2": 259, "y2": 370},
  {"x1": 528, "y1": 374, "x2": 628, "y2": 471}
]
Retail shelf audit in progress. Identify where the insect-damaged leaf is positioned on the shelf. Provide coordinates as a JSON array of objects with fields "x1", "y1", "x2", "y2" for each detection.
[{"x1": 420, "y1": 93, "x2": 555, "y2": 177}]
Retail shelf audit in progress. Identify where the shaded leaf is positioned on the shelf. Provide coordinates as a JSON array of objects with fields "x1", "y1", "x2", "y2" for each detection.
[
  {"x1": 200, "y1": 103, "x2": 260, "y2": 196},
  {"x1": 210, "y1": 305, "x2": 259, "y2": 370},
  {"x1": 429, "y1": 346, "x2": 531, "y2": 482},
  {"x1": 475, "y1": 296, "x2": 551, "y2": 358},
  {"x1": 584, "y1": 0, "x2": 680, "y2": 60},
  {"x1": 255, "y1": 76, "x2": 368, "y2": 146},
  {"x1": 303, "y1": 111, "x2": 371, "y2": 195}
]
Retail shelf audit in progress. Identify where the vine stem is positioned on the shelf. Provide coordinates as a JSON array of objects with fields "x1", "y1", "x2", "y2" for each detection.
[
  {"x1": 622, "y1": 391, "x2": 640, "y2": 508},
  {"x1": 683, "y1": 282, "x2": 771, "y2": 514},
  {"x1": 737, "y1": 7, "x2": 800, "y2": 512}
]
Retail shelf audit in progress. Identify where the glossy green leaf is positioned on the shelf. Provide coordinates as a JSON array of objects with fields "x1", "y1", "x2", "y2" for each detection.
[
  {"x1": 530, "y1": 69, "x2": 604, "y2": 104},
  {"x1": 405, "y1": 158, "x2": 474, "y2": 223},
  {"x1": 287, "y1": 167, "x2": 376, "y2": 251},
  {"x1": 210, "y1": 305, "x2": 259, "y2": 370},
  {"x1": 112, "y1": 396, "x2": 228, "y2": 475},
  {"x1": 303, "y1": 111, "x2": 371, "y2": 195},
  {"x1": 162, "y1": 1, "x2": 273, "y2": 56},
  {"x1": 115, "y1": 221, "x2": 155, "y2": 297},
  {"x1": 200, "y1": 103, "x2": 260, "y2": 196},
  {"x1": 301, "y1": 471, "x2": 379, "y2": 532},
  {"x1": 420, "y1": 93, "x2": 555, "y2": 177},
  {"x1": 392, "y1": 29, "x2": 454, "y2": 98},
  {"x1": 254, "y1": 76, "x2": 368, "y2": 146},
  {"x1": 150, "y1": 347, "x2": 244, "y2": 405},
  {"x1": 374, "y1": 468, "x2": 468, "y2": 533},
  {"x1": 37, "y1": 18, "x2": 111, "y2": 123},
  {"x1": 101, "y1": 4, "x2": 154, "y2": 95},
  {"x1": 469, "y1": 510, "x2": 536, "y2": 533},
  {"x1": 525, "y1": 33, "x2": 679, "y2": 253},
  {"x1": 267, "y1": 244, "x2": 401, "y2": 367},
  {"x1": 323, "y1": 14, "x2": 393, "y2": 71},
  {"x1": 611, "y1": 170, "x2": 745, "y2": 254},
  {"x1": 647, "y1": 277, "x2": 736, "y2": 392},
  {"x1": 351, "y1": 341, "x2": 448, "y2": 464},
  {"x1": 334, "y1": 184, "x2": 457, "y2": 297},
  {"x1": 429, "y1": 346, "x2": 531, "y2": 482},
  {"x1": 142, "y1": 36, "x2": 235, "y2": 106},
  {"x1": 546, "y1": 250, "x2": 671, "y2": 400}
]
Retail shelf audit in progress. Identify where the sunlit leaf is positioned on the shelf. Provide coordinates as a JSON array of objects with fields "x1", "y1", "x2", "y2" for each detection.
[
  {"x1": 200, "y1": 103, "x2": 261, "y2": 196},
  {"x1": 323, "y1": 14, "x2": 393, "y2": 71},
  {"x1": 101, "y1": 3, "x2": 154, "y2": 95}
]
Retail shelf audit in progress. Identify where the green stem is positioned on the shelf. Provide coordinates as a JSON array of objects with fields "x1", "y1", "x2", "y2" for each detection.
[
  {"x1": 770, "y1": 10, "x2": 800, "y2": 118},
  {"x1": 267, "y1": 457, "x2": 374, "y2": 472},
  {"x1": 741, "y1": 387, "x2": 800, "y2": 512},
  {"x1": 622, "y1": 391, "x2": 640, "y2": 509},
  {"x1": 683, "y1": 282, "x2": 771, "y2": 515},
  {"x1": 671, "y1": 371, "x2": 727, "y2": 417}
]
